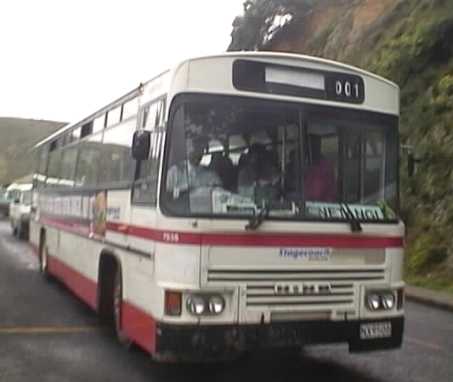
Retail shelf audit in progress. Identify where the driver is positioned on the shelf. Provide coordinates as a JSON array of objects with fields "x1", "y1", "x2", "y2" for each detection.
[{"x1": 166, "y1": 138, "x2": 221, "y2": 198}]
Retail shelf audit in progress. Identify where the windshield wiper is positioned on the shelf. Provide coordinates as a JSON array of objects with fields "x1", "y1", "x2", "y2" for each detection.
[
  {"x1": 245, "y1": 201, "x2": 270, "y2": 231},
  {"x1": 341, "y1": 203, "x2": 362, "y2": 233}
]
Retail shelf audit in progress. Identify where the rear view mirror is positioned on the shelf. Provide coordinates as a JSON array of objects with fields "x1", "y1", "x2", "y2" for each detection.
[
  {"x1": 132, "y1": 130, "x2": 151, "y2": 161},
  {"x1": 14, "y1": 198, "x2": 20, "y2": 204}
]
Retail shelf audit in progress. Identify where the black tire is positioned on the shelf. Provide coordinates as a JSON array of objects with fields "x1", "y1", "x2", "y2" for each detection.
[
  {"x1": 17, "y1": 223, "x2": 25, "y2": 240},
  {"x1": 113, "y1": 267, "x2": 132, "y2": 348},
  {"x1": 39, "y1": 234, "x2": 51, "y2": 279}
]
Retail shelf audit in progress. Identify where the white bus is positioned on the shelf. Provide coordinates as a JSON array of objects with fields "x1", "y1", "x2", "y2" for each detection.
[{"x1": 30, "y1": 52, "x2": 404, "y2": 361}]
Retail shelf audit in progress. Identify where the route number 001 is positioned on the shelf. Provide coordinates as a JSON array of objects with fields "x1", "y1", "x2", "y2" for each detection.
[{"x1": 335, "y1": 80, "x2": 360, "y2": 99}]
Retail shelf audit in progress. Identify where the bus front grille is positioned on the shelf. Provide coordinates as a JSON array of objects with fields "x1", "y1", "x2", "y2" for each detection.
[
  {"x1": 245, "y1": 283, "x2": 354, "y2": 307},
  {"x1": 207, "y1": 268, "x2": 385, "y2": 308}
]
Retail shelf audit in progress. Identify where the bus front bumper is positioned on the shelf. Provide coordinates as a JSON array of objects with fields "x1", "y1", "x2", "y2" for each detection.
[{"x1": 155, "y1": 316, "x2": 404, "y2": 360}]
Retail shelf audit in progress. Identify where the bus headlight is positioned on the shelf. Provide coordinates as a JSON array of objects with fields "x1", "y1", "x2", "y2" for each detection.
[
  {"x1": 366, "y1": 293, "x2": 381, "y2": 311},
  {"x1": 208, "y1": 295, "x2": 225, "y2": 315},
  {"x1": 186, "y1": 295, "x2": 206, "y2": 315},
  {"x1": 381, "y1": 293, "x2": 395, "y2": 310},
  {"x1": 186, "y1": 294, "x2": 225, "y2": 316},
  {"x1": 365, "y1": 291, "x2": 396, "y2": 311}
]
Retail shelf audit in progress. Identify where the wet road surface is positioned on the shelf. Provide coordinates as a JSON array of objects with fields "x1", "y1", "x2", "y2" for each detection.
[{"x1": 0, "y1": 220, "x2": 452, "y2": 382}]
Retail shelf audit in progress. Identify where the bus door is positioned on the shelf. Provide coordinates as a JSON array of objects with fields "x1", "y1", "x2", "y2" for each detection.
[{"x1": 127, "y1": 101, "x2": 165, "y2": 280}]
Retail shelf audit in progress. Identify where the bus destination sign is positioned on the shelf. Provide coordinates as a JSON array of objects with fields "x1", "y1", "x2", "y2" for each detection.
[
  {"x1": 233, "y1": 60, "x2": 365, "y2": 105},
  {"x1": 325, "y1": 73, "x2": 365, "y2": 104}
]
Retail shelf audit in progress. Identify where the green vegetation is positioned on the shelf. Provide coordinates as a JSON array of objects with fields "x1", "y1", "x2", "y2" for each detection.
[
  {"x1": 406, "y1": 271, "x2": 453, "y2": 295},
  {"x1": 229, "y1": 0, "x2": 316, "y2": 51},
  {"x1": 230, "y1": 0, "x2": 453, "y2": 293},
  {"x1": 0, "y1": 118, "x2": 64, "y2": 185},
  {"x1": 374, "y1": 1, "x2": 453, "y2": 294}
]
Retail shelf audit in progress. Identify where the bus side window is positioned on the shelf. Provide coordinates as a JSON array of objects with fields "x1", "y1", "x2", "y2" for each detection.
[
  {"x1": 122, "y1": 97, "x2": 138, "y2": 120},
  {"x1": 99, "y1": 119, "x2": 136, "y2": 185},
  {"x1": 58, "y1": 146, "x2": 78, "y2": 187},
  {"x1": 46, "y1": 146, "x2": 62, "y2": 188},
  {"x1": 74, "y1": 133, "x2": 103, "y2": 187},
  {"x1": 34, "y1": 146, "x2": 49, "y2": 189}
]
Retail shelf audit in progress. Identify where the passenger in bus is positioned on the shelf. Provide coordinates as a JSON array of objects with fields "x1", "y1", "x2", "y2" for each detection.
[
  {"x1": 166, "y1": 138, "x2": 221, "y2": 199},
  {"x1": 304, "y1": 136, "x2": 337, "y2": 202},
  {"x1": 304, "y1": 159, "x2": 336, "y2": 202},
  {"x1": 237, "y1": 143, "x2": 280, "y2": 202},
  {"x1": 285, "y1": 148, "x2": 336, "y2": 202},
  {"x1": 209, "y1": 151, "x2": 236, "y2": 191}
]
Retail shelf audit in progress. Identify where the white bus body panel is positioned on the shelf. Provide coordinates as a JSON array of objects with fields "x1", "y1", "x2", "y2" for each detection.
[
  {"x1": 168, "y1": 54, "x2": 399, "y2": 116},
  {"x1": 29, "y1": 52, "x2": 404, "y2": 357}
]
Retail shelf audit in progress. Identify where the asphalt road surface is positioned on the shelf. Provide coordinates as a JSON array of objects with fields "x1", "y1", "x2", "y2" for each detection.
[{"x1": 0, "y1": 220, "x2": 452, "y2": 382}]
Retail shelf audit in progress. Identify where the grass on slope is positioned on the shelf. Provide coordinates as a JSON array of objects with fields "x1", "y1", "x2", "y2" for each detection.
[{"x1": 0, "y1": 118, "x2": 65, "y2": 184}]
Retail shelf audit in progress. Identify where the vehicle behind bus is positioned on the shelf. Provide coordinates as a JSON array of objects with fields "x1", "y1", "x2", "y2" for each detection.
[
  {"x1": 8, "y1": 183, "x2": 33, "y2": 239},
  {"x1": 0, "y1": 187, "x2": 10, "y2": 217}
]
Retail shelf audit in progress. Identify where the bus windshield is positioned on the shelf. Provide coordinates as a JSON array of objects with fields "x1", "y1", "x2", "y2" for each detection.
[{"x1": 162, "y1": 94, "x2": 399, "y2": 222}]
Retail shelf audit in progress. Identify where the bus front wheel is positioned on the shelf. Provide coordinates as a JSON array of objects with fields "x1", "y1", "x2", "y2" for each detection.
[
  {"x1": 113, "y1": 267, "x2": 132, "y2": 349},
  {"x1": 39, "y1": 234, "x2": 51, "y2": 279}
]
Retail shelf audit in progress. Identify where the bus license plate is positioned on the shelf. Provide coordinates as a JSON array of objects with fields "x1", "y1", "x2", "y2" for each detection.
[{"x1": 360, "y1": 322, "x2": 392, "y2": 340}]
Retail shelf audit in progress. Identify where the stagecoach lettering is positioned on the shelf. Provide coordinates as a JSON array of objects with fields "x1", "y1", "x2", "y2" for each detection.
[{"x1": 280, "y1": 247, "x2": 331, "y2": 261}]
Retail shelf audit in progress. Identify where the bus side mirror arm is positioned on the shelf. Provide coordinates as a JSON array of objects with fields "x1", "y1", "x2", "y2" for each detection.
[
  {"x1": 407, "y1": 153, "x2": 423, "y2": 178},
  {"x1": 408, "y1": 153, "x2": 415, "y2": 178},
  {"x1": 132, "y1": 130, "x2": 151, "y2": 161},
  {"x1": 402, "y1": 145, "x2": 421, "y2": 178}
]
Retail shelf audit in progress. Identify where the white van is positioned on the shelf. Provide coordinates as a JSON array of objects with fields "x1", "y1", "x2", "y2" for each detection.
[{"x1": 8, "y1": 183, "x2": 33, "y2": 239}]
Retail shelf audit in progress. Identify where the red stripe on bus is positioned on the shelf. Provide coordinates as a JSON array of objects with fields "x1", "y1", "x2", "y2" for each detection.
[
  {"x1": 107, "y1": 221, "x2": 201, "y2": 245},
  {"x1": 47, "y1": 256, "x2": 98, "y2": 310},
  {"x1": 43, "y1": 253, "x2": 157, "y2": 354},
  {"x1": 40, "y1": 216, "x2": 91, "y2": 237},
  {"x1": 122, "y1": 302, "x2": 156, "y2": 354},
  {"x1": 39, "y1": 216, "x2": 403, "y2": 249},
  {"x1": 107, "y1": 221, "x2": 403, "y2": 249}
]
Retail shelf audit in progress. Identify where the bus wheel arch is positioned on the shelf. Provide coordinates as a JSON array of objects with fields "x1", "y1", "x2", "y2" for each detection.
[{"x1": 97, "y1": 251, "x2": 132, "y2": 348}]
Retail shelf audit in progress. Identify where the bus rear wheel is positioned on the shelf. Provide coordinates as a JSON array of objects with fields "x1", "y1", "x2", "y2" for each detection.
[{"x1": 113, "y1": 267, "x2": 132, "y2": 348}]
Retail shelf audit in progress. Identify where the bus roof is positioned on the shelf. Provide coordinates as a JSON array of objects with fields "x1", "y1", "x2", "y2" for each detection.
[
  {"x1": 33, "y1": 70, "x2": 169, "y2": 149},
  {"x1": 34, "y1": 52, "x2": 398, "y2": 149},
  {"x1": 178, "y1": 51, "x2": 399, "y2": 89}
]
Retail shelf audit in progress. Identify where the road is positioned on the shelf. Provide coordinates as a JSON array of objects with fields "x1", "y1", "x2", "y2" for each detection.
[{"x1": 0, "y1": 220, "x2": 452, "y2": 382}]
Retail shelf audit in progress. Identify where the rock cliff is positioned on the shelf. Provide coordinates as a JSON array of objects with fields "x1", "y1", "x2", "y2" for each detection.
[{"x1": 229, "y1": 0, "x2": 453, "y2": 291}]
